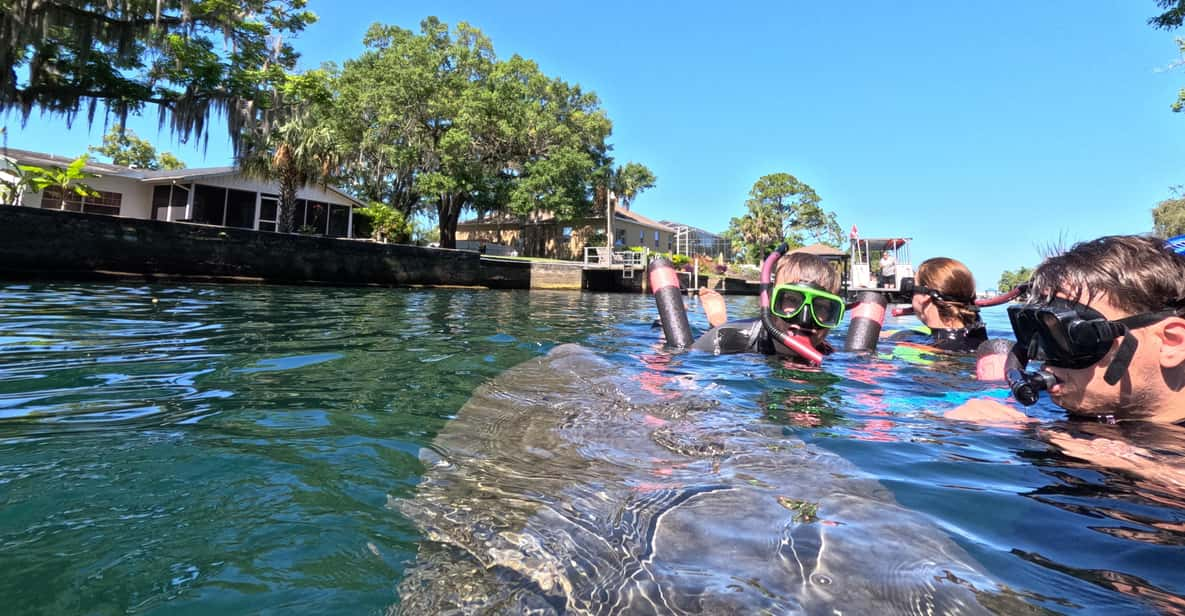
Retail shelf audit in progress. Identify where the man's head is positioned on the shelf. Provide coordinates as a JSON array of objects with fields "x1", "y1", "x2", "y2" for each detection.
[
  {"x1": 1024, "y1": 235, "x2": 1185, "y2": 422},
  {"x1": 772, "y1": 253, "x2": 841, "y2": 348}
]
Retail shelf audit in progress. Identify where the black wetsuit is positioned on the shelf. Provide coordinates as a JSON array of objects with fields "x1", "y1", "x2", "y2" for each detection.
[
  {"x1": 891, "y1": 322, "x2": 988, "y2": 354},
  {"x1": 690, "y1": 318, "x2": 834, "y2": 358}
]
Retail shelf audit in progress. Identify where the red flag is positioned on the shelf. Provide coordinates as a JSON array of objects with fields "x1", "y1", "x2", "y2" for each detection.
[{"x1": 850, "y1": 224, "x2": 859, "y2": 240}]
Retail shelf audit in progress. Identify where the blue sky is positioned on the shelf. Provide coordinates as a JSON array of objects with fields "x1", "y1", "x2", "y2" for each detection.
[{"x1": 3, "y1": 1, "x2": 1182, "y2": 289}]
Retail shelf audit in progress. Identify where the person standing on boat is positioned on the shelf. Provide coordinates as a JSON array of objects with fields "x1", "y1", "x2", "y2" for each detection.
[
  {"x1": 879, "y1": 251, "x2": 896, "y2": 288},
  {"x1": 895, "y1": 257, "x2": 988, "y2": 353}
]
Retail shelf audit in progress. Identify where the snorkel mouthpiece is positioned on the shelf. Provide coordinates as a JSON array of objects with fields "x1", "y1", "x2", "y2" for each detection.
[
  {"x1": 1005, "y1": 343, "x2": 1059, "y2": 406},
  {"x1": 760, "y1": 244, "x2": 824, "y2": 366}
]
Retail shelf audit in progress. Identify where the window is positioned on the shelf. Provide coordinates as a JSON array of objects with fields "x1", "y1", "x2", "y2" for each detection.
[
  {"x1": 150, "y1": 185, "x2": 188, "y2": 222},
  {"x1": 327, "y1": 204, "x2": 350, "y2": 237},
  {"x1": 259, "y1": 196, "x2": 278, "y2": 232},
  {"x1": 639, "y1": 230, "x2": 644, "y2": 245},
  {"x1": 654, "y1": 230, "x2": 660, "y2": 248},
  {"x1": 191, "y1": 184, "x2": 226, "y2": 225},
  {"x1": 40, "y1": 187, "x2": 122, "y2": 216},
  {"x1": 614, "y1": 229, "x2": 625, "y2": 246},
  {"x1": 306, "y1": 200, "x2": 328, "y2": 233},
  {"x1": 224, "y1": 189, "x2": 256, "y2": 229},
  {"x1": 561, "y1": 226, "x2": 573, "y2": 239}
]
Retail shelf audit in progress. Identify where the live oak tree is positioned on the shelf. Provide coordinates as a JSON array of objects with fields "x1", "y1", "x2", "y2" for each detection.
[
  {"x1": 725, "y1": 173, "x2": 842, "y2": 264},
  {"x1": 89, "y1": 125, "x2": 185, "y2": 170},
  {"x1": 1153, "y1": 188, "x2": 1185, "y2": 237},
  {"x1": 0, "y1": 0, "x2": 316, "y2": 148},
  {"x1": 334, "y1": 19, "x2": 612, "y2": 248}
]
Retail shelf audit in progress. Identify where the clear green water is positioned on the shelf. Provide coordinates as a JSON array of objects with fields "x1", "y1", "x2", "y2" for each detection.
[{"x1": 0, "y1": 283, "x2": 1181, "y2": 614}]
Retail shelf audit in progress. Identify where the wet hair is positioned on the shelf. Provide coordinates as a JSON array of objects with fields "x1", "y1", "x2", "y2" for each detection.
[
  {"x1": 916, "y1": 257, "x2": 980, "y2": 326},
  {"x1": 1030, "y1": 235, "x2": 1185, "y2": 314},
  {"x1": 775, "y1": 252, "x2": 840, "y2": 294}
]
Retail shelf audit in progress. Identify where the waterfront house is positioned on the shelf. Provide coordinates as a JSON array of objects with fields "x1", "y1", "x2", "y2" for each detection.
[
  {"x1": 0, "y1": 148, "x2": 363, "y2": 237},
  {"x1": 456, "y1": 206, "x2": 677, "y2": 260}
]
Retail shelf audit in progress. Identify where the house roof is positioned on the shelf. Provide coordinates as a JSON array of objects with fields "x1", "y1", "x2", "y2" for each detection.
[
  {"x1": 790, "y1": 243, "x2": 847, "y2": 257},
  {"x1": 1, "y1": 147, "x2": 365, "y2": 207},
  {"x1": 615, "y1": 208, "x2": 674, "y2": 232}
]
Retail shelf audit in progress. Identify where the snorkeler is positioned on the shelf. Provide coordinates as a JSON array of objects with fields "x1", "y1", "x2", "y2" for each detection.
[
  {"x1": 946, "y1": 235, "x2": 1185, "y2": 483},
  {"x1": 892, "y1": 257, "x2": 987, "y2": 353},
  {"x1": 688, "y1": 248, "x2": 842, "y2": 364}
]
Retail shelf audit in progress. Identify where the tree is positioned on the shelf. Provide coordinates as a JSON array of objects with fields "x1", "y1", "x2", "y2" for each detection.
[
  {"x1": 1149, "y1": 1, "x2": 1185, "y2": 112},
  {"x1": 334, "y1": 19, "x2": 612, "y2": 249},
  {"x1": 599, "y1": 161, "x2": 656, "y2": 248},
  {"x1": 725, "y1": 173, "x2": 842, "y2": 264},
  {"x1": 238, "y1": 70, "x2": 342, "y2": 233},
  {"x1": 998, "y1": 267, "x2": 1034, "y2": 293},
  {"x1": 354, "y1": 202, "x2": 412, "y2": 243},
  {"x1": 1153, "y1": 187, "x2": 1185, "y2": 237},
  {"x1": 89, "y1": 125, "x2": 185, "y2": 170},
  {"x1": 1, "y1": 0, "x2": 316, "y2": 148}
]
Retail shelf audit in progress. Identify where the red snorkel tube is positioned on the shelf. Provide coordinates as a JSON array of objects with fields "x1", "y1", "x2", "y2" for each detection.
[
  {"x1": 891, "y1": 283, "x2": 1027, "y2": 317},
  {"x1": 760, "y1": 244, "x2": 824, "y2": 366}
]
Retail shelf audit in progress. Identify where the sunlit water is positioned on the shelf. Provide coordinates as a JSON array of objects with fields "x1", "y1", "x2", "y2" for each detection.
[{"x1": 0, "y1": 283, "x2": 1181, "y2": 614}]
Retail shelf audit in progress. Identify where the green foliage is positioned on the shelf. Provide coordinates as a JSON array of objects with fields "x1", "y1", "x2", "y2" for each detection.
[
  {"x1": 725, "y1": 173, "x2": 843, "y2": 264},
  {"x1": 18, "y1": 155, "x2": 100, "y2": 210},
  {"x1": 670, "y1": 254, "x2": 691, "y2": 269},
  {"x1": 1153, "y1": 187, "x2": 1185, "y2": 237},
  {"x1": 237, "y1": 70, "x2": 342, "y2": 233},
  {"x1": 88, "y1": 125, "x2": 185, "y2": 170},
  {"x1": 354, "y1": 202, "x2": 412, "y2": 243},
  {"x1": 612, "y1": 162, "x2": 657, "y2": 210},
  {"x1": 1, "y1": 0, "x2": 316, "y2": 148},
  {"x1": 1149, "y1": 2, "x2": 1185, "y2": 112},
  {"x1": 998, "y1": 266, "x2": 1034, "y2": 292},
  {"x1": 332, "y1": 18, "x2": 613, "y2": 248}
]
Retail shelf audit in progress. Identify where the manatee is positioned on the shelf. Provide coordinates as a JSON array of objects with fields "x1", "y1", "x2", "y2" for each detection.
[{"x1": 395, "y1": 344, "x2": 1023, "y2": 615}]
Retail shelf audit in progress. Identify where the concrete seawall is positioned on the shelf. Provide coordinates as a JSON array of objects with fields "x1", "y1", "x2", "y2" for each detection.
[{"x1": 0, "y1": 207, "x2": 589, "y2": 290}]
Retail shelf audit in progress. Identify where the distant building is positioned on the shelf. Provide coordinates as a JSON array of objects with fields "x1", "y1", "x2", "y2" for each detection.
[
  {"x1": 659, "y1": 221, "x2": 731, "y2": 260},
  {"x1": 456, "y1": 206, "x2": 675, "y2": 260},
  {"x1": 1, "y1": 148, "x2": 363, "y2": 237}
]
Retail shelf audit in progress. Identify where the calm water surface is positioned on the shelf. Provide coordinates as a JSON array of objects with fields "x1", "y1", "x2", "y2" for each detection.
[{"x1": 0, "y1": 283, "x2": 1181, "y2": 614}]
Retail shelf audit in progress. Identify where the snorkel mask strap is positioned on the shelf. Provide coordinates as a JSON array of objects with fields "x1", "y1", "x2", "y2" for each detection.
[{"x1": 760, "y1": 244, "x2": 824, "y2": 366}]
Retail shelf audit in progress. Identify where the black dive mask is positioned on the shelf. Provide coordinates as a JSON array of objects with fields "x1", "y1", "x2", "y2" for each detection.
[{"x1": 1007, "y1": 298, "x2": 1178, "y2": 384}]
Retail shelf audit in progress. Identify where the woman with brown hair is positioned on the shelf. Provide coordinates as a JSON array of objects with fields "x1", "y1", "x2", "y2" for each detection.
[{"x1": 903, "y1": 257, "x2": 987, "y2": 353}]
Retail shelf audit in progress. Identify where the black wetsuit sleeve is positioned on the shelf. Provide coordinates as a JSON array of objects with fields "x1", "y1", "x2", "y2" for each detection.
[{"x1": 690, "y1": 319, "x2": 767, "y2": 355}]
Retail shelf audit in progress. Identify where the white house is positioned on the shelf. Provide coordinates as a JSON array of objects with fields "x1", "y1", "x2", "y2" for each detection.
[{"x1": 1, "y1": 148, "x2": 364, "y2": 237}]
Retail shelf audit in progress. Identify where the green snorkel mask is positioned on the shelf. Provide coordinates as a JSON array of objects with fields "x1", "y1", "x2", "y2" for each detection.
[{"x1": 770, "y1": 283, "x2": 846, "y2": 329}]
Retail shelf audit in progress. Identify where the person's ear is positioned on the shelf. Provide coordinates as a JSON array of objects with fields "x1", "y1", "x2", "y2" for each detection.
[{"x1": 1157, "y1": 317, "x2": 1185, "y2": 368}]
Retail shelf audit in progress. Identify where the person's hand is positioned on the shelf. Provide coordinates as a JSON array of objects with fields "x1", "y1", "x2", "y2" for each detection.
[
  {"x1": 945, "y1": 398, "x2": 1037, "y2": 428},
  {"x1": 698, "y1": 288, "x2": 727, "y2": 328}
]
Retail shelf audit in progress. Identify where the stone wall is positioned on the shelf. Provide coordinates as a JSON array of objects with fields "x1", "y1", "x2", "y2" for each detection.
[{"x1": 0, "y1": 206, "x2": 542, "y2": 288}]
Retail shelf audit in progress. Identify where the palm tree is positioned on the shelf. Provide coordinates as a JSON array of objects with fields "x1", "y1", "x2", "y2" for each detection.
[
  {"x1": 601, "y1": 162, "x2": 656, "y2": 249},
  {"x1": 240, "y1": 108, "x2": 341, "y2": 233}
]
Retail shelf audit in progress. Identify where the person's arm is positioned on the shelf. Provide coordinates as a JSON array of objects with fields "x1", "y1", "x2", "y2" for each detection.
[
  {"x1": 944, "y1": 398, "x2": 1038, "y2": 427},
  {"x1": 699, "y1": 288, "x2": 728, "y2": 328}
]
